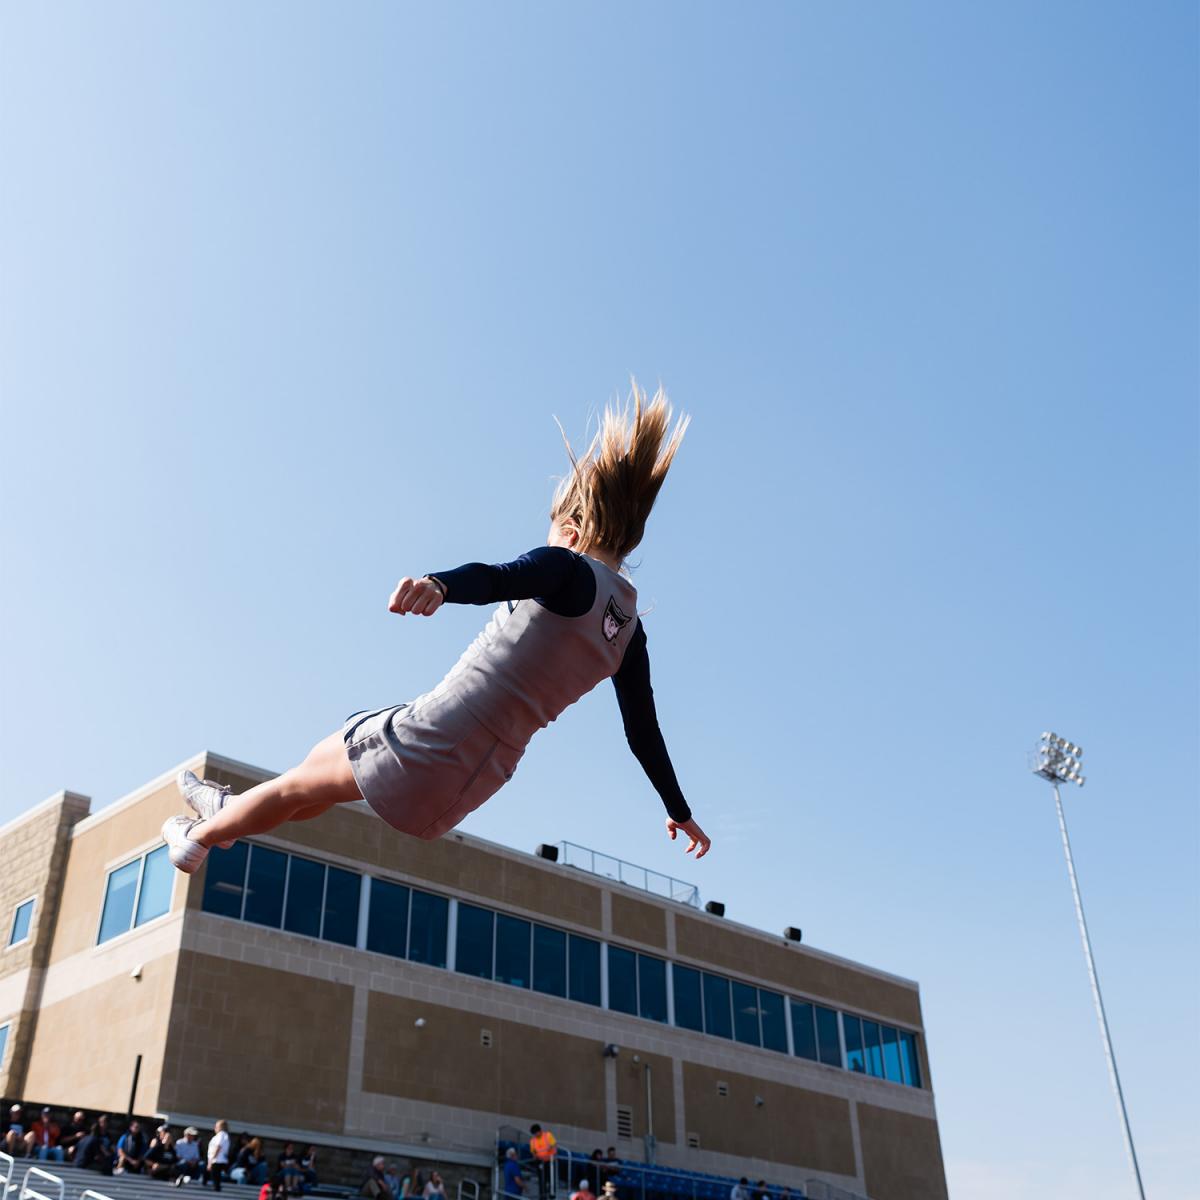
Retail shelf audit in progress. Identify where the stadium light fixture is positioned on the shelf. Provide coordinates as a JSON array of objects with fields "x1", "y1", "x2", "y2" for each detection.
[{"x1": 1031, "y1": 732, "x2": 1144, "y2": 1200}]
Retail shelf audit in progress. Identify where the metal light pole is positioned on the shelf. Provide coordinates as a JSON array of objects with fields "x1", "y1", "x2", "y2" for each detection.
[{"x1": 1032, "y1": 732, "x2": 1147, "y2": 1200}]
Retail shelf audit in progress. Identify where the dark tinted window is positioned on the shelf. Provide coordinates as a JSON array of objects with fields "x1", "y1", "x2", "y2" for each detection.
[
  {"x1": 759, "y1": 990, "x2": 787, "y2": 1053},
  {"x1": 201, "y1": 842, "x2": 248, "y2": 919},
  {"x1": 98, "y1": 860, "x2": 140, "y2": 944},
  {"x1": 495, "y1": 915, "x2": 531, "y2": 988},
  {"x1": 532, "y1": 925, "x2": 567, "y2": 997},
  {"x1": 367, "y1": 878, "x2": 409, "y2": 958},
  {"x1": 791, "y1": 1001, "x2": 818, "y2": 1061},
  {"x1": 732, "y1": 981, "x2": 761, "y2": 1046},
  {"x1": 245, "y1": 845, "x2": 287, "y2": 928},
  {"x1": 284, "y1": 856, "x2": 324, "y2": 938},
  {"x1": 815, "y1": 1005, "x2": 841, "y2": 1066},
  {"x1": 638, "y1": 955, "x2": 668, "y2": 1023},
  {"x1": 568, "y1": 935, "x2": 601, "y2": 1006},
  {"x1": 881, "y1": 1025, "x2": 903, "y2": 1083},
  {"x1": 702, "y1": 974, "x2": 732, "y2": 1039},
  {"x1": 608, "y1": 946, "x2": 638, "y2": 1015},
  {"x1": 844, "y1": 1015, "x2": 867, "y2": 1073},
  {"x1": 673, "y1": 964, "x2": 703, "y2": 1032},
  {"x1": 862, "y1": 1020, "x2": 884, "y2": 1077},
  {"x1": 408, "y1": 890, "x2": 448, "y2": 968},
  {"x1": 456, "y1": 904, "x2": 494, "y2": 979},
  {"x1": 899, "y1": 1031, "x2": 921, "y2": 1087},
  {"x1": 322, "y1": 866, "x2": 360, "y2": 946}
]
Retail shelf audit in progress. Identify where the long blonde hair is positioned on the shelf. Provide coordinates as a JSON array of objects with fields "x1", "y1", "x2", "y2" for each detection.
[{"x1": 551, "y1": 381, "x2": 688, "y2": 560}]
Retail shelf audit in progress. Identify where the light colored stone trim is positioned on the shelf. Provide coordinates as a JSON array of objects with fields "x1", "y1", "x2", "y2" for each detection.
[
  {"x1": 0, "y1": 791, "x2": 91, "y2": 838},
  {"x1": 848, "y1": 1099, "x2": 865, "y2": 1190},
  {"x1": 69, "y1": 753, "x2": 276, "y2": 839},
  {"x1": 0, "y1": 967, "x2": 34, "y2": 1020},
  {"x1": 39, "y1": 912, "x2": 185, "y2": 1008}
]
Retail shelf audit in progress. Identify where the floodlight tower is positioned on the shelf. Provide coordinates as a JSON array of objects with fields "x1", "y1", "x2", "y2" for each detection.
[{"x1": 1032, "y1": 732, "x2": 1146, "y2": 1200}]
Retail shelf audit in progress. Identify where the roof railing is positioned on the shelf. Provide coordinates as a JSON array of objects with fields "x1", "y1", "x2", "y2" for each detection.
[{"x1": 559, "y1": 842, "x2": 700, "y2": 908}]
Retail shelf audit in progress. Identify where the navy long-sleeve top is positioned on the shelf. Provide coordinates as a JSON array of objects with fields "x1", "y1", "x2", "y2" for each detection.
[{"x1": 428, "y1": 546, "x2": 691, "y2": 823}]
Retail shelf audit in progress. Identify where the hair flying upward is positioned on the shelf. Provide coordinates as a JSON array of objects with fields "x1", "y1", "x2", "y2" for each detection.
[{"x1": 551, "y1": 381, "x2": 689, "y2": 561}]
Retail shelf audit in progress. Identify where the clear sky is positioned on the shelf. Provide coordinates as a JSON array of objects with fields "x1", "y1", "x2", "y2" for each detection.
[{"x1": 1, "y1": 3, "x2": 1196, "y2": 1197}]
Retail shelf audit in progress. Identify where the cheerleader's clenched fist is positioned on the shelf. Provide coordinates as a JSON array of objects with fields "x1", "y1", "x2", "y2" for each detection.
[{"x1": 388, "y1": 575, "x2": 446, "y2": 616}]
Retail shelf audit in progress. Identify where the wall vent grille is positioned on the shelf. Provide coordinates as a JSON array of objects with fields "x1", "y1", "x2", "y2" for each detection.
[
  {"x1": 480, "y1": 1028, "x2": 493, "y2": 1048},
  {"x1": 616, "y1": 1105, "x2": 634, "y2": 1139}
]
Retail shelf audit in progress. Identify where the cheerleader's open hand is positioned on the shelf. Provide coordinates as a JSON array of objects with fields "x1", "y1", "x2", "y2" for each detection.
[
  {"x1": 666, "y1": 817, "x2": 711, "y2": 859},
  {"x1": 388, "y1": 576, "x2": 446, "y2": 616}
]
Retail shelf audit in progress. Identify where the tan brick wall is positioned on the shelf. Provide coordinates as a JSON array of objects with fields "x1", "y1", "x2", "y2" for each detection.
[
  {"x1": 610, "y1": 895, "x2": 667, "y2": 951},
  {"x1": 21, "y1": 949, "x2": 179, "y2": 1111},
  {"x1": 364, "y1": 992, "x2": 608, "y2": 1133},
  {"x1": 856, "y1": 1102, "x2": 948, "y2": 1200},
  {"x1": 674, "y1": 915, "x2": 923, "y2": 1031},
  {"x1": 0, "y1": 791, "x2": 90, "y2": 1095},
  {"x1": 614, "y1": 1049, "x2": 675, "y2": 1144},
  {"x1": 681, "y1": 1062, "x2": 856, "y2": 1177},
  {"x1": 159, "y1": 951, "x2": 353, "y2": 1133},
  {"x1": 51, "y1": 783, "x2": 186, "y2": 964}
]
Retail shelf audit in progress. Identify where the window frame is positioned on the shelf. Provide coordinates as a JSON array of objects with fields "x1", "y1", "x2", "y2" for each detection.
[
  {"x1": 7, "y1": 895, "x2": 36, "y2": 949},
  {"x1": 0, "y1": 1021, "x2": 10, "y2": 1070},
  {"x1": 95, "y1": 844, "x2": 177, "y2": 948}
]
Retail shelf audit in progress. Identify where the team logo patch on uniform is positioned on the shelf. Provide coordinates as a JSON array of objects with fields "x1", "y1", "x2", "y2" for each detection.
[{"x1": 602, "y1": 596, "x2": 631, "y2": 642}]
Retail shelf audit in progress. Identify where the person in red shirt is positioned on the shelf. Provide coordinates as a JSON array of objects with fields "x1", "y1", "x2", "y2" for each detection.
[{"x1": 26, "y1": 1109, "x2": 63, "y2": 1163}]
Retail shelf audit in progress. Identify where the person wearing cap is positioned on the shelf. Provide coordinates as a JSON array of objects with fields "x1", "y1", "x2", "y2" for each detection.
[
  {"x1": 570, "y1": 1181, "x2": 595, "y2": 1200},
  {"x1": 175, "y1": 1127, "x2": 203, "y2": 1184},
  {"x1": 147, "y1": 1126, "x2": 181, "y2": 1181},
  {"x1": 26, "y1": 1107, "x2": 63, "y2": 1162},
  {"x1": 4, "y1": 1105, "x2": 26, "y2": 1157}
]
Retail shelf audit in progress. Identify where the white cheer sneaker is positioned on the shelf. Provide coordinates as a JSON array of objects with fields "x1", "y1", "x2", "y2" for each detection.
[
  {"x1": 177, "y1": 769, "x2": 235, "y2": 849},
  {"x1": 162, "y1": 815, "x2": 209, "y2": 875}
]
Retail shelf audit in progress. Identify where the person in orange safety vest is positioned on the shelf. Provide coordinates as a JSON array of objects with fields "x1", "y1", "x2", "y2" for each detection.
[{"x1": 529, "y1": 1125, "x2": 557, "y2": 1200}]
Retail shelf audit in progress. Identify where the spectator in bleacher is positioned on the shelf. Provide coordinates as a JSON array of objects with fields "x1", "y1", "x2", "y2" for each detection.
[
  {"x1": 600, "y1": 1150, "x2": 619, "y2": 1191},
  {"x1": 4, "y1": 1105, "x2": 26, "y2": 1157},
  {"x1": 503, "y1": 1148, "x2": 524, "y2": 1198},
  {"x1": 76, "y1": 1122, "x2": 115, "y2": 1175},
  {"x1": 116, "y1": 1119, "x2": 149, "y2": 1174},
  {"x1": 361, "y1": 1155, "x2": 395, "y2": 1200},
  {"x1": 382, "y1": 1162, "x2": 404, "y2": 1199},
  {"x1": 301, "y1": 1146, "x2": 319, "y2": 1191},
  {"x1": 570, "y1": 1179, "x2": 595, "y2": 1200},
  {"x1": 232, "y1": 1137, "x2": 267, "y2": 1186},
  {"x1": 529, "y1": 1125, "x2": 557, "y2": 1200},
  {"x1": 277, "y1": 1142, "x2": 305, "y2": 1195},
  {"x1": 61, "y1": 1111, "x2": 89, "y2": 1162},
  {"x1": 752, "y1": 1181, "x2": 768, "y2": 1200},
  {"x1": 147, "y1": 1125, "x2": 180, "y2": 1181},
  {"x1": 26, "y1": 1107, "x2": 63, "y2": 1161},
  {"x1": 175, "y1": 1127, "x2": 203, "y2": 1184},
  {"x1": 730, "y1": 1179, "x2": 750, "y2": 1200},
  {"x1": 204, "y1": 1119, "x2": 231, "y2": 1191}
]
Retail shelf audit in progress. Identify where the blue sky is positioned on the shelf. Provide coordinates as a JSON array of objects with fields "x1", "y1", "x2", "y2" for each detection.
[{"x1": 1, "y1": 3, "x2": 1196, "y2": 1197}]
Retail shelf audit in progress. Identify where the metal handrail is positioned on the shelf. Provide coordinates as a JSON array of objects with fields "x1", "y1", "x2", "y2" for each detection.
[
  {"x1": 505, "y1": 1150, "x2": 818, "y2": 1200},
  {"x1": 19, "y1": 1166, "x2": 64, "y2": 1200},
  {"x1": 80, "y1": 1191, "x2": 116, "y2": 1200},
  {"x1": 0, "y1": 1153, "x2": 14, "y2": 1199},
  {"x1": 558, "y1": 843, "x2": 700, "y2": 908},
  {"x1": 459, "y1": 1182, "x2": 481, "y2": 1200}
]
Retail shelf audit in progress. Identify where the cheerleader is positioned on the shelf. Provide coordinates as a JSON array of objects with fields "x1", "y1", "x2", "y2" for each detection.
[{"x1": 163, "y1": 383, "x2": 709, "y2": 870}]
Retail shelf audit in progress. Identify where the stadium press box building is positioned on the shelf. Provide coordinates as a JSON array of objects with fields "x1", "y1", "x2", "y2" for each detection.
[{"x1": 0, "y1": 754, "x2": 948, "y2": 1200}]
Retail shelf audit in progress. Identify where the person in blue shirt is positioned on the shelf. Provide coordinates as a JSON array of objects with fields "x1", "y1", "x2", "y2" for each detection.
[{"x1": 503, "y1": 1149, "x2": 525, "y2": 1198}]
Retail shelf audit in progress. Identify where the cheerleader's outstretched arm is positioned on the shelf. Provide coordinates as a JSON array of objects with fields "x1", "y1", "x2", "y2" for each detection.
[{"x1": 613, "y1": 619, "x2": 710, "y2": 859}]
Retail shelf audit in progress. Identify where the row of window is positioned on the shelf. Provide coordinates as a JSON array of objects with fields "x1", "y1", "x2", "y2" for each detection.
[
  {"x1": 0, "y1": 1022, "x2": 9, "y2": 1070},
  {"x1": 192, "y1": 842, "x2": 923, "y2": 1089}
]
